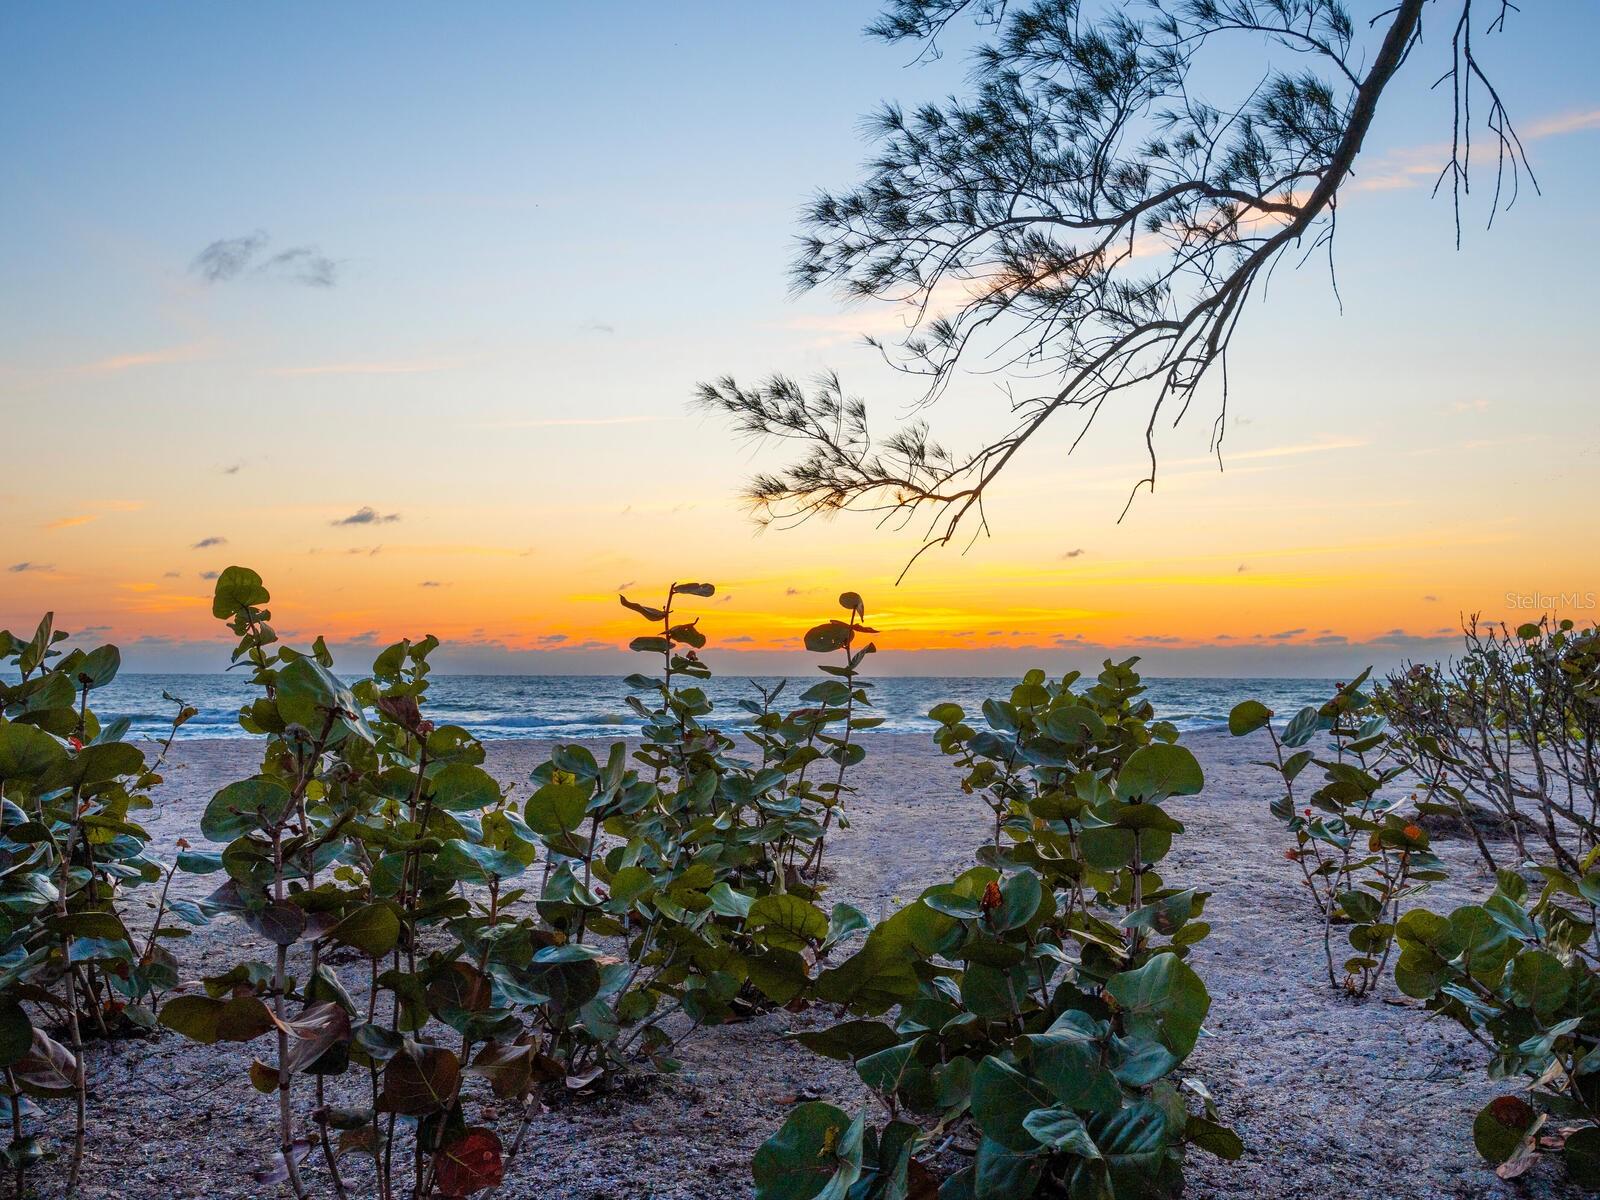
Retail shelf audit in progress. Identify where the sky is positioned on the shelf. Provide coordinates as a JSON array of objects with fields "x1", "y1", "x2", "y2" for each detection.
[{"x1": 2, "y1": 1, "x2": 1597, "y2": 677}]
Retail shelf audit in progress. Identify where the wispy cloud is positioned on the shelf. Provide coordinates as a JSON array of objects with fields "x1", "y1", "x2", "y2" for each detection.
[
  {"x1": 275, "y1": 358, "x2": 462, "y2": 377},
  {"x1": 418, "y1": 580, "x2": 444, "y2": 588},
  {"x1": 331, "y1": 507, "x2": 400, "y2": 527},
  {"x1": 1524, "y1": 108, "x2": 1600, "y2": 140},
  {"x1": 44, "y1": 514, "x2": 97, "y2": 530},
  {"x1": 468, "y1": 415, "x2": 666, "y2": 430},
  {"x1": 1353, "y1": 107, "x2": 1600, "y2": 194},
  {"x1": 191, "y1": 231, "x2": 340, "y2": 287},
  {"x1": 7, "y1": 562, "x2": 52, "y2": 573},
  {"x1": 78, "y1": 343, "x2": 211, "y2": 373},
  {"x1": 192, "y1": 536, "x2": 227, "y2": 549}
]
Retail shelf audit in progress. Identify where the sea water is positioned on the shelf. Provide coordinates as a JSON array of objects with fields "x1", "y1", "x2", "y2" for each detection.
[{"x1": 86, "y1": 674, "x2": 1339, "y2": 741}]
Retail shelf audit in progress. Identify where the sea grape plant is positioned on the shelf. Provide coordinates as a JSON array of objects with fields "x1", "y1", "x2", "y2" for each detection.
[
  {"x1": 164, "y1": 569, "x2": 878, "y2": 1198},
  {"x1": 756, "y1": 660, "x2": 1239, "y2": 1200},
  {"x1": 0, "y1": 614, "x2": 194, "y2": 1194},
  {"x1": 513, "y1": 583, "x2": 878, "y2": 1074},
  {"x1": 1229, "y1": 672, "x2": 1447, "y2": 998},
  {"x1": 1393, "y1": 863, "x2": 1600, "y2": 1185},
  {"x1": 161, "y1": 567, "x2": 545, "y2": 1199}
]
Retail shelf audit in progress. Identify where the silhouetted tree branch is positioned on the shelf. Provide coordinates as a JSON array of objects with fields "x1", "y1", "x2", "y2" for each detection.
[{"x1": 696, "y1": 0, "x2": 1534, "y2": 578}]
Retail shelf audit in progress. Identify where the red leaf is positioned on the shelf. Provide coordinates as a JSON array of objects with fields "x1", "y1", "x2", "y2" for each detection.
[{"x1": 435, "y1": 1128, "x2": 504, "y2": 1197}]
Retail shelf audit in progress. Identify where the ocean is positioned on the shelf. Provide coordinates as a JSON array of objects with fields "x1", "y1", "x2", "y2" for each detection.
[{"x1": 85, "y1": 673, "x2": 1340, "y2": 742}]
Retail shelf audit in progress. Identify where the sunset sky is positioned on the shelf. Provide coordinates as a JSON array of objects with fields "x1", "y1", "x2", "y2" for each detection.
[{"x1": 3, "y1": 2, "x2": 1597, "y2": 676}]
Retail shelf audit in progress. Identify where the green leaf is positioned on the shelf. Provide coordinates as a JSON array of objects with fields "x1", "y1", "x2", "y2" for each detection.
[
  {"x1": 1472, "y1": 1096, "x2": 1536, "y2": 1165},
  {"x1": 0, "y1": 722, "x2": 66, "y2": 780},
  {"x1": 429, "y1": 763, "x2": 500, "y2": 812},
  {"x1": 525, "y1": 781, "x2": 588, "y2": 837},
  {"x1": 158, "y1": 994, "x2": 275, "y2": 1045},
  {"x1": 1023, "y1": 1012, "x2": 1122, "y2": 1113},
  {"x1": 804, "y1": 621, "x2": 854, "y2": 653},
  {"x1": 1186, "y1": 1115, "x2": 1242, "y2": 1160},
  {"x1": 1118, "y1": 744, "x2": 1204, "y2": 802},
  {"x1": 330, "y1": 904, "x2": 401, "y2": 958},
  {"x1": 200, "y1": 777, "x2": 293, "y2": 841},
  {"x1": 1021, "y1": 1107, "x2": 1099, "y2": 1157},
  {"x1": 1227, "y1": 700, "x2": 1272, "y2": 737},
  {"x1": 1507, "y1": 950, "x2": 1570, "y2": 1016},
  {"x1": 1564, "y1": 1126, "x2": 1600, "y2": 1189},
  {"x1": 212, "y1": 566, "x2": 270, "y2": 618},
  {"x1": 277, "y1": 656, "x2": 372, "y2": 742},
  {"x1": 749, "y1": 894, "x2": 830, "y2": 952},
  {"x1": 752, "y1": 1102, "x2": 864, "y2": 1200},
  {"x1": 971, "y1": 1057, "x2": 1055, "y2": 1152},
  {"x1": 973, "y1": 1136, "x2": 1041, "y2": 1200},
  {"x1": 1105, "y1": 952, "x2": 1209, "y2": 1058},
  {"x1": 855, "y1": 1041, "x2": 923, "y2": 1097},
  {"x1": 1090, "y1": 1103, "x2": 1170, "y2": 1190},
  {"x1": 72, "y1": 645, "x2": 121, "y2": 690},
  {"x1": 793, "y1": 1021, "x2": 899, "y2": 1063},
  {"x1": 0, "y1": 1002, "x2": 32, "y2": 1069}
]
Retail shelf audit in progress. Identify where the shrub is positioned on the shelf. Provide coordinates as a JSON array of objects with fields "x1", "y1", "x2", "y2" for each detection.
[
  {"x1": 1381, "y1": 617, "x2": 1600, "y2": 873},
  {"x1": 1381, "y1": 618, "x2": 1600, "y2": 1186},
  {"x1": 162, "y1": 569, "x2": 876, "y2": 1197},
  {"x1": 160, "y1": 567, "x2": 540, "y2": 1197},
  {"x1": 1394, "y1": 866, "x2": 1600, "y2": 1185},
  {"x1": 756, "y1": 660, "x2": 1239, "y2": 1200},
  {"x1": 1229, "y1": 672, "x2": 1447, "y2": 997},
  {"x1": 0, "y1": 614, "x2": 194, "y2": 1193},
  {"x1": 515, "y1": 583, "x2": 878, "y2": 1072}
]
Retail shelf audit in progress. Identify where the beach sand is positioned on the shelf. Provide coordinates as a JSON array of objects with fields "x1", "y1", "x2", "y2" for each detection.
[{"x1": 45, "y1": 732, "x2": 1577, "y2": 1200}]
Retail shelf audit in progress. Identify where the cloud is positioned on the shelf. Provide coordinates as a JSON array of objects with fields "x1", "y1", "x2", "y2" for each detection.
[
  {"x1": 1267, "y1": 628, "x2": 1307, "y2": 640},
  {"x1": 1060, "y1": 548, "x2": 1086, "y2": 559},
  {"x1": 419, "y1": 580, "x2": 443, "y2": 588},
  {"x1": 468, "y1": 416, "x2": 664, "y2": 430},
  {"x1": 1524, "y1": 108, "x2": 1600, "y2": 139},
  {"x1": 191, "y1": 536, "x2": 228, "y2": 549},
  {"x1": 44, "y1": 514, "x2": 97, "y2": 530},
  {"x1": 78, "y1": 344, "x2": 211, "y2": 373},
  {"x1": 1422, "y1": 594, "x2": 1439, "y2": 602},
  {"x1": 163, "y1": 570, "x2": 181, "y2": 578},
  {"x1": 261, "y1": 246, "x2": 338, "y2": 287},
  {"x1": 725, "y1": 635, "x2": 755, "y2": 644},
  {"x1": 275, "y1": 359, "x2": 461, "y2": 377},
  {"x1": 191, "y1": 231, "x2": 340, "y2": 287},
  {"x1": 1310, "y1": 634, "x2": 1348, "y2": 645},
  {"x1": 331, "y1": 507, "x2": 401, "y2": 527},
  {"x1": 199, "y1": 570, "x2": 219, "y2": 580},
  {"x1": 583, "y1": 320, "x2": 616, "y2": 334},
  {"x1": 223, "y1": 463, "x2": 242, "y2": 475},
  {"x1": 191, "y1": 232, "x2": 269, "y2": 282},
  {"x1": 7, "y1": 562, "x2": 51, "y2": 573}
]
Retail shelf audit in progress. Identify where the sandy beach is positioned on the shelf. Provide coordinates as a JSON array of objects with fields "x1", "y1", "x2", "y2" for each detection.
[{"x1": 45, "y1": 731, "x2": 1577, "y2": 1200}]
